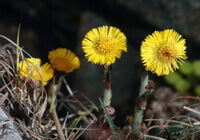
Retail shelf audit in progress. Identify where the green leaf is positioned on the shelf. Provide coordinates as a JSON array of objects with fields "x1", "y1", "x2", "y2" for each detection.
[
  {"x1": 166, "y1": 124, "x2": 188, "y2": 133},
  {"x1": 179, "y1": 61, "x2": 193, "y2": 75},
  {"x1": 175, "y1": 79, "x2": 191, "y2": 92},
  {"x1": 143, "y1": 136, "x2": 151, "y2": 140},
  {"x1": 195, "y1": 85, "x2": 200, "y2": 95},
  {"x1": 68, "y1": 109, "x2": 92, "y2": 130},
  {"x1": 165, "y1": 72, "x2": 183, "y2": 85},
  {"x1": 193, "y1": 60, "x2": 200, "y2": 77},
  {"x1": 99, "y1": 98, "x2": 116, "y2": 133},
  {"x1": 16, "y1": 23, "x2": 21, "y2": 46}
]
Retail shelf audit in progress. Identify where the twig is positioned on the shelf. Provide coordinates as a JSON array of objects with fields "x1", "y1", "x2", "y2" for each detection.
[
  {"x1": 193, "y1": 122, "x2": 200, "y2": 126},
  {"x1": 183, "y1": 106, "x2": 200, "y2": 116}
]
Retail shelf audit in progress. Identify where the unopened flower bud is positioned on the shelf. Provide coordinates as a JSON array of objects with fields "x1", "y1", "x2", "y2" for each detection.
[
  {"x1": 99, "y1": 106, "x2": 116, "y2": 129},
  {"x1": 145, "y1": 80, "x2": 154, "y2": 89},
  {"x1": 137, "y1": 97, "x2": 147, "y2": 110},
  {"x1": 102, "y1": 80, "x2": 112, "y2": 88}
]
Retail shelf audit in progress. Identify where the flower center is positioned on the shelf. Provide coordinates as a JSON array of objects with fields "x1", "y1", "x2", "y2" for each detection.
[
  {"x1": 95, "y1": 38, "x2": 113, "y2": 53},
  {"x1": 54, "y1": 58, "x2": 69, "y2": 71},
  {"x1": 157, "y1": 45, "x2": 175, "y2": 61}
]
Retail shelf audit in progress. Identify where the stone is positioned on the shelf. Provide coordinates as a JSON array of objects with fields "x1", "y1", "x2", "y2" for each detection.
[{"x1": 0, "y1": 108, "x2": 22, "y2": 140}]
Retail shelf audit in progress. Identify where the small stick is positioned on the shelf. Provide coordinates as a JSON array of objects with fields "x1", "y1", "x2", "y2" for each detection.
[
  {"x1": 183, "y1": 106, "x2": 200, "y2": 116},
  {"x1": 193, "y1": 122, "x2": 200, "y2": 126}
]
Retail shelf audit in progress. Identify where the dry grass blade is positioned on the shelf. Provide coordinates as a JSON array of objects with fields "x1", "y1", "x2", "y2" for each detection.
[
  {"x1": 143, "y1": 134, "x2": 167, "y2": 140},
  {"x1": 74, "y1": 120, "x2": 95, "y2": 140},
  {"x1": 145, "y1": 119, "x2": 190, "y2": 126},
  {"x1": 0, "y1": 80, "x2": 14, "y2": 93},
  {"x1": 0, "y1": 92, "x2": 8, "y2": 106},
  {"x1": 170, "y1": 96, "x2": 200, "y2": 102},
  {"x1": 193, "y1": 122, "x2": 200, "y2": 125},
  {"x1": 0, "y1": 35, "x2": 32, "y2": 58},
  {"x1": 60, "y1": 80, "x2": 98, "y2": 122},
  {"x1": 0, "y1": 75, "x2": 13, "y2": 94},
  {"x1": 0, "y1": 120, "x2": 12, "y2": 126},
  {"x1": 14, "y1": 121, "x2": 44, "y2": 140},
  {"x1": 144, "y1": 124, "x2": 167, "y2": 134},
  {"x1": 34, "y1": 93, "x2": 48, "y2": 119},
  {"x1": 0, "y1": 41, "x2": 58, "y2": 139}
]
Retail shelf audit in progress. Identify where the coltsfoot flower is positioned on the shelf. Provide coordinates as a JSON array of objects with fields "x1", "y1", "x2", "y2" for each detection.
[
  {"x1": 82, "y1": 26, "x2": 127, "y2": 65},
  {"x1": 18, "y1": 58, "x2": 54, "y2": 85},
  {"x1": 48, "y1": 48, "x2": 80, "y2": 73},
  {"x1": 141, "y1": 29, "x2": 187, "y2": 76}
]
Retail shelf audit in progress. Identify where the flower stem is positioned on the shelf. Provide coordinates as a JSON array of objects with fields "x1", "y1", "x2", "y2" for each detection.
[
  {"x1": 50, "y1": 77, "x2": 56, "y2": 113},
  {"x1": 133, "y1": 71, "x2": 149, "y2": 136},
  {"x1": 103, "y1": 65, "x2": 112, "y2": 106},
  {"x1": 49, "y1": 76, "x2": 65, "y2": 140},
  {"x1": 52, "y1": 107, "x2": 65, "y2": 140}
]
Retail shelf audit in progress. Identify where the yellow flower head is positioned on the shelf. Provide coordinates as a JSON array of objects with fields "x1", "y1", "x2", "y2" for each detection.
[
  {"x1": 82, "y1": 26, "x2": 127, "y2": 65},
  {"x1": 48, "y1": 48, "x2": 81, "y2": 73},
  {"x1": 141, "y1": 29, "x2": 187, "y2": 76},
  {"x1": 18, "y1": 58, "x2": 54, "y2": 85}
]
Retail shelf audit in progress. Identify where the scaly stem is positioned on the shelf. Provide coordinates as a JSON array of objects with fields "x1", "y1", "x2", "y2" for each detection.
[
  {"x1": 103, "y1": 65, "x2": 112, "y2": 106},
  {"x1": 133, "y1": 71, "x2": 149, "y2": 136}
]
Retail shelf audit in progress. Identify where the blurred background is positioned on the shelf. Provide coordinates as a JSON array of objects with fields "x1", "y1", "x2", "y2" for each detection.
[{"x1": 0, "y1": 0, "x2": 199, "y2": 126}]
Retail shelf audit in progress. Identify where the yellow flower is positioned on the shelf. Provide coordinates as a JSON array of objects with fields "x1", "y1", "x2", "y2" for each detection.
[
  {"x1": 48, "y1": 48, "x2": 80, "y2": 73},
  {"x1": 18, "y1": 58, "x2": 54, "y2": 85},
  {"x1": 141, "y1": 29, "x2": 187, "y2": 76},
  {"x1": 82, "y1": 26, "x2": 127, "y2": 65}
]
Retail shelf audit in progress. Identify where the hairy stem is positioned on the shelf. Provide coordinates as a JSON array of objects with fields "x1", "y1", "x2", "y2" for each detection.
[
  {"x1": 103, "y1": 65, "x2": 112, "y2": 106},
  {"x1": 133, "y1": 71, "x2": 149, "y2": 135}
]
